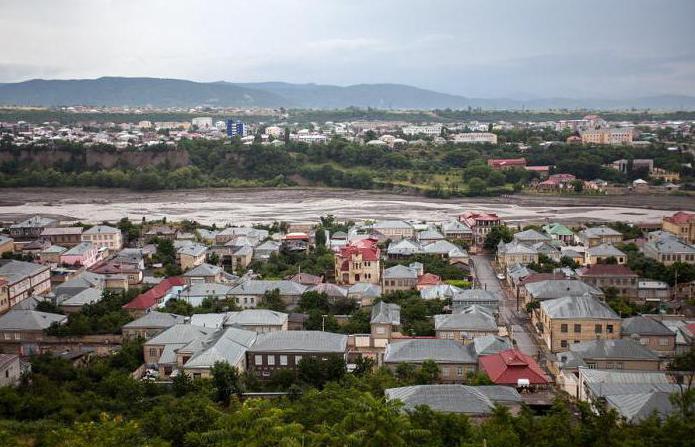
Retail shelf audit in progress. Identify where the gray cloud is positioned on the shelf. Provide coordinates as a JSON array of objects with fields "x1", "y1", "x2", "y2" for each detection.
[{"x1": 0, "y1": 0, "x2": 693, "y2": 98}]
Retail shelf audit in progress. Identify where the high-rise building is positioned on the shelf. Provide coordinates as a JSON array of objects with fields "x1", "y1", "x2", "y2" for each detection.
[{"x1": 226, "y1": 119, "x2": 247, "y2": 138}]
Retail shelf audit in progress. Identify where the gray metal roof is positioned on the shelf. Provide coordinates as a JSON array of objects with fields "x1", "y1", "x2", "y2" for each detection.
[
  {"x1": 568, "y1": 339, "x2": 659, "y2": 361},
  {"x1": 645, "y1": 236, "x2": 695, "y2": 255},
  {"x1": 83, "y1": 225, "x2": 120, "y2": 235},
  {"x1": 385, "y1": 385, "x2": 520, "y2": 415},
  {"x1": 418, "y1": 229, "x2": 444, "y2": 240},
  {"x1": 184, "y1": 327, "x2": 257, "y2": 369},
  {"x1": 586, "y1": 244, "x2": 625, "y2": 257},
  {"x1": 0, "y1": 309, "x2": 67, "y2": 331},
  {"x1": 420, "y1": 284, "x2": 463, "y2": 300},
  {"x1": 472, "y1": 335, "x2": 513, "y2": 356},
  {"x1": 422, "y1": 240, "x2": 461, "y2": 255},
  {"x1": 580, "y1": 368, "x2": 671, "y2": 388},
  {"x1": 384, "y1": 338, "x2": 477, "y2": 364},
  {"x1": 60, "y1": 288, "x2": 103, "y2": 307},
  {"x1": 347, "y1": 283, "x2": 382, "y2": 298},
  {"x1": 621, "y1": 316, "x2": 674, "y2": 336},
  {"x1": 225, "y1": 309, "x2": 288, "y2": 327},
  {"x1": 580, "y1": 226, "x2": 622, "y2": 238},
  {"x1": 63, "y1": 242, "x2": 94, "y2": 256},
  {"x1": 122, "y1": 311, "x2": 186, "y2": 329},
  {"x1": 498, "y1": 240, "x2": 537, "y2": 255},
  {"x1": 370, "y1": 302, "x2": 401, "y2": 325},
  {"x1": 525, "y1": 280, "x2": 602, "y2": 300},
  {"x1": 10, "y1": 216, "x2": 57, "y2": 228},
  {"x1": 383, "y1": 264, "x2": 418, "y2": 279},
  {"x1": 513, "y1": 229, "x2": 551, "y2": 242},
  {"x1": 435, "y1": 305, "x2": 497, "y2": 331},
  {"x1": 441, "y1": 220, "x2": 472, "y2": 234},
  {"x1": 307, "y1": 283, "x2": 348, "y2": 298},
  {"x1": 249, "y1": 330, "x2": 347, "y2": 353},
  {"x1": 229, "y1": 280, "x2": 307, "y2": 296},
  {"x1": 178, "y1": 243, "x2": 208, "y2": 257},
  {"x1": 387, "y1": 239, "x2": 422, "y2": 256},
  {"x1": 372, "y1": 220, "x2": 413, "y2": 230},
  {"x1": 179, "y1": 282, "x2": 234, "y2": 298},
  {"x1": 541, "y1": 294, "x2": 619, "y2": 320},
  {"x1": 145, "y1": 323, "x2": 215, "y2": 346},
  {"x1": 453, "y1": 289, "x2": 499, "y2": 304},
  {"x1": 0, "y1": 260, "x2": 49, "y2": 284},
  {"x1": 183, "y1": 263, "x2": 223, "y2": 277},
  {"x1": 606, "y1": 391, "x2": 680, "y2": 422},
  {"x1": 190, "y1": 313, "x2": 227, "y2": 328}
]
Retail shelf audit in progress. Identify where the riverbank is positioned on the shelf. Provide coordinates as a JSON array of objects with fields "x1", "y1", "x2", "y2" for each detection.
[{"x1": 0, "y1": 187, "x2": 690, "y2": 226}]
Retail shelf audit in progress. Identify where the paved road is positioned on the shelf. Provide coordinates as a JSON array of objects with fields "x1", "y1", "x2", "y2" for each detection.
[{"x1": 472, "y1": 255, "x2": 538, "y2": 357}]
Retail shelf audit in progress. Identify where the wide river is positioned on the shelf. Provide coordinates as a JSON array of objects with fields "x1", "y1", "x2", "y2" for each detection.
[{"x1": 0, "y1": 187, "x2": 692, "y2": 226}]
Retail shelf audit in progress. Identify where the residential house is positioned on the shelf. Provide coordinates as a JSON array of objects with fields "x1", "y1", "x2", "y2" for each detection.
[
  {"x1": 0, "y1": 280, "x2": 7, "y2": 314},
  {"x1": 0, "y1": 309, "x2": 67, "y2": 355},
  {"x1": 89, "y1": 260, "x2": 143, "y2": 287},
  {"x1": 122, "y1": 277, "x2": 186, "y2": 317},
  {"x1": 282, "y1": 233, "x2": 310, "y2": 253},
  {"x1": 643, "y1": 232, "x2": 695, "y2": 266},
  {"x1": 459, "y1": 212, "x2": 501, "y2": 251},
  {"x1": 347, "y1": 283, "x2": 382, "y2": 306},
  {"x1": 662, "y1": 211, "x2": 695, "y2": 244},
  {"x1": 177, "y1": 282, "x2": 234, "y2": 306},
  {"x1": 535, "y1": 294, "x2": 621, "y2": 352},
  {"x1": 145, "y1": 225, "x2": 178, "y2": 241},
  {"x1": 287, "y1": 272, "x2": 323, "y2": 286},
  {"x1": 621, "y1": 316, "x2": 676, "y2": 355},
  {"x1": 417, "y1": 273, "x2": 442, "y2": 290},
  {"x1": 370, "y1": 301, "x2": 401, "y2": 340},
  {"x1": 0, "y1": 353, "x2": 21, "y2": 386},
  {"x1": 522, "y1": 279, "x2": 602, "y2": 307},
  {"x1": 214, "y1": 227, "x2": 268, "y2": 245},
  {"x1": 435, "y1": 305, "x2": 498, "y2": 343},
  {"x1": 382, "y1": 265, "x2": 418, "y2": 294},
  {"x1": 81, "y1": 225, "x2": 123, "y2": 251},
  {"x1": 387, "y1": 239, "x2": 422, "y2": 259},
  {"x1": 252, "y1": 240, "x2": 281, "y2": 261},
  {"x1": 59, "y1": 242, "x2": 100, "y2": 268},
  {"x1": 513, "y1": 229, "x2": 551, "y2": 245},
  {"x1": 440, "y1": 220, "x2": 474, "y2": 243},
  {"x1": 487, "y1": 158, "x2": 526, "y2": 170},
  {"x1": 182, "y1": 263, "x2": 228, "y2": 284},
  {"x1": 370, "y1": 220, "x2": 414, "y2": 241},
  {"x1": 584, "y1": 244, "x2": 627, "y2": 265},
  {"x1": 383, "y1": 338, "x2": 478, "y2": 382},
  {"x1": 479, "y1": 349, "x2": 549, "y2": 387},
  {"x1": 542, "y1": 223, "x2": 575, "y2": 244},
  {"x1": 497, "y1": 240, "x2": 538, "y2": 269},
  {"x1": 417, "y1": 229, "x2": 445, "y2": 244},
  {"x1": 637, "y1": 280, "x2": 670, "y2": 304},
  {"x1": 334, "y1": 239, "x2": 381, "y2": 285},
  {"x1": 224, "y1": 309, "x2": 289, "y2": 333},
  {"x1": 40, "y1": 227, "x2": 83, "y2": 247},
  {"x1": 0, "y1": 236, "x2": 14, "y2": 256},
  {"x1": 471, "y1": 335, "x2": 513, "y2": 357},
  {"x1": 577, "y1": 367, "x2": 675, "y2": 403},
  {"x1": 555, "y1": 339, "x2": 661, "y2": 373},
  {"x1": 577, "y1": 226, "x2": 623, "y2": 248},
  {"x1": 38, "y1": 245, "x2": 67, "y2": 266},
  {"x1": 9, "y1": 216, "x2": 58, "y2": 240},
  {"x1": 228, "y1": 280, "x2": 307, "y2": 309},
  {"x1": 122, "y1": 311, "x2": 186, "y2": 340},
  {"x1": 306, "y1": 283, "x2": 348, "y2": 301},
  {"x1": 0, "y1": 260, "x2": 51, "y2": 311},
  {"x1": 246, "y1": 331, "x2": 347, "y2": 378},
  {"x1": 177, "y1": 243, "x2": 208, "y2": 270},
  {"x1": 577, "y1": 264, "x2": 638, "y2": 300},
  {"x1": 59, "y1": 288, "x2": 103, "y2": 314},
  {"x1": 182, "y1": 327, "x2": 258, "y2": 379},
  {"x1": 385, "y1": 384, "x2": 521, "y2": 417},
  {"x1": 143, "y1": 324, "x2": 215, "y2": 376},
  {"x1": 420, "y1": 284, "x2": 463, "y2": 301},
  {"x1": 451, "y1": 289, "x2": 500, "y2": 312}
]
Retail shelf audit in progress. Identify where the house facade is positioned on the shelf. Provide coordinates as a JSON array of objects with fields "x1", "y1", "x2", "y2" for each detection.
[
  {"x1": 81, "y1": 225, "x2": 123, "y2": 251},
  {"x1": 334, "y1": 239, "x2": 381, "y2": 285}
]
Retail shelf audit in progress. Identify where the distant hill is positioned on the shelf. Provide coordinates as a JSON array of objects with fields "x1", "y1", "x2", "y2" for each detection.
[{"x1": 0, "y1": 76, "x2": 694, "y2": 110}]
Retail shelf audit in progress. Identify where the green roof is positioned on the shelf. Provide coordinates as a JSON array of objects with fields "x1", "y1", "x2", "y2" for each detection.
[{"x1": 543, "y1": 223, "x2": 574, "y2": 236}]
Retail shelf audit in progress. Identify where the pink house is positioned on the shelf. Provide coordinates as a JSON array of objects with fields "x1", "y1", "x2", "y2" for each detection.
[{"x1": 60, "y1": 242, "x2": 100, "y2": 268}]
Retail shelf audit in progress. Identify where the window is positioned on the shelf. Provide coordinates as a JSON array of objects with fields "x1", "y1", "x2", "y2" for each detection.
[
  {"x1": 457, "y1": 367, "x2": 463, "y2": 377},
  {"x1": 640, "y1": 338, "x2": 649, "y2": 345},
  {"x1": 280, "y1": 355, "x2": 288, "y2": 366},
  {"x1": 659, "y1": 338, "x2": 670, "y2": 346},
  {"x1": 560, "y1": 340, "x2": 568, "y2": 348},
  {"x1": 606, "y1": 325, "x2": 614, "y2": 334},
  {"x1": 294, "y1": 355, "x2": 302, "y2": 365},
  {"x1": 255, "y1": 355, "x2": 263, "y2": 366},
  {"x1": 376, "y1": 327, "x2": 385, "y2": 334},
  {"x1": 560, "y1": 324, "x2": 568, "y2": 333},
  {"x1": 574, "y1": 324, "x2": 581, "y2": 333},
  {"x1": 149, "y1": 348, "x2": 158, "y2": 358},
  {"x1": 267, "y1": 355, "x2": 275, "y2": 366},
  {"x1": 594, "y1": 324, "x2": 602, "y2": 334},
  {"x1": 586, "y1": 362, "x2": 596, "y2": 369},
  {"x1": 442, "y1": 367, "x2": 449, "y2": 377}
]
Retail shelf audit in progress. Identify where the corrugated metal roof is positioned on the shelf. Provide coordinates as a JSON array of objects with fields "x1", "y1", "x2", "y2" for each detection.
[
  {"x1": 541, "y1": 295, "x2": 619, "y2": 320},
  {"x1": 249, "y1": 330, "x2": 347, "y2": 353},
  {"x1": 435, "y1": 305, "x2": 497, "y2": 331},
  {"x1": 384, "y1": 339, "x2": 477, "y2": 364},
  {"x1": 385, "y1": 385, "x2": 520, "y2": 414}
]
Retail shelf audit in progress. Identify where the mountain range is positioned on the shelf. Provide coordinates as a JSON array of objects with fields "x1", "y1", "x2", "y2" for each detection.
[{"x1": 0, "y1": 76, "x2": 694, "y2": 110}]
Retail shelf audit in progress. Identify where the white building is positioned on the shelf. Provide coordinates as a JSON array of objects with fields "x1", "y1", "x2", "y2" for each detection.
[
  {"x1": 452, "y1": 132, "x2": 498, "y2": 144},
  {"x1": 402, "y1": 124, "x2": 442, "y2": 136},
  {"x1": 192, "y1": 117, "x2": 213, "y2": 129}
]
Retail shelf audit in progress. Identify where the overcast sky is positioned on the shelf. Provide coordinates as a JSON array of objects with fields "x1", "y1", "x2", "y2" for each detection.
[{"x1": 1, "y1": 0, "x2": 693, "y2": 98}]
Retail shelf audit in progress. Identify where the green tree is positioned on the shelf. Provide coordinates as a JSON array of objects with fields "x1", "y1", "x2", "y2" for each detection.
[{"x1": 211, "y1": 362, "x2": 244, "y2": 405}]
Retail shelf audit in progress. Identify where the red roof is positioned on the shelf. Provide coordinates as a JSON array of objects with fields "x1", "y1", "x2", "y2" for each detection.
[
  {"x1": 479, "y1": 349, "x2": 549, "y2": 385},
  {"x1": 286, "y1": 272, "x2": 323, "y2": 285},
  {"x1": 0, "y1": 279, "x2": 7, "y2": 287},
  {"x1": 520, "y1": 273, "x2": 568, "y2": 285},
  {"x1": 665, "y1": 212, "x2": 695, "y2": 225},
  {"x1": 459, "y1": 211, "x2": 500, "y2": 227},
  {"x1": 89, "y1": 260, "x2": 139, "y2": 274},
  {"x1": 487, "y1": 158, "x2": 527, "y2": 169},
  {"x1": 417, "y1": 273, "x2": 442, "y2": 286},
  {"x1": 579, "y1": 264, "x2": 637, "y2": 277},
  {"x1": 337, "y1": 239, "x2": 380, "y2": 267},
  {"x1": 549, "y1": 173, "x2": 576, "y2": 182},
  {"x1": 525, "y1": 165, "x2": 550, "y2": 172},
  {"x1": 122, "y1": 277, "x2": 186, "y2": 310}
]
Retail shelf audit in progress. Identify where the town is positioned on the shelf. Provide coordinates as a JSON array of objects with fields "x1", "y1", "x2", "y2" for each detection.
[{"x1": 0, "y1": 207, "x2": 694, "y2": 430}]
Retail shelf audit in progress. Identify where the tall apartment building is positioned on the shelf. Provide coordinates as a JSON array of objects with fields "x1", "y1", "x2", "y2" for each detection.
[{"x1": 226, "y1": 119, "x2": 247, "y2": 137}]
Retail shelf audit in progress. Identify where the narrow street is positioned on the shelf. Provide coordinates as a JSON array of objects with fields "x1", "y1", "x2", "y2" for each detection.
[{"x1": 471, "y1": 254, "x2": 539, "y2": 357}]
